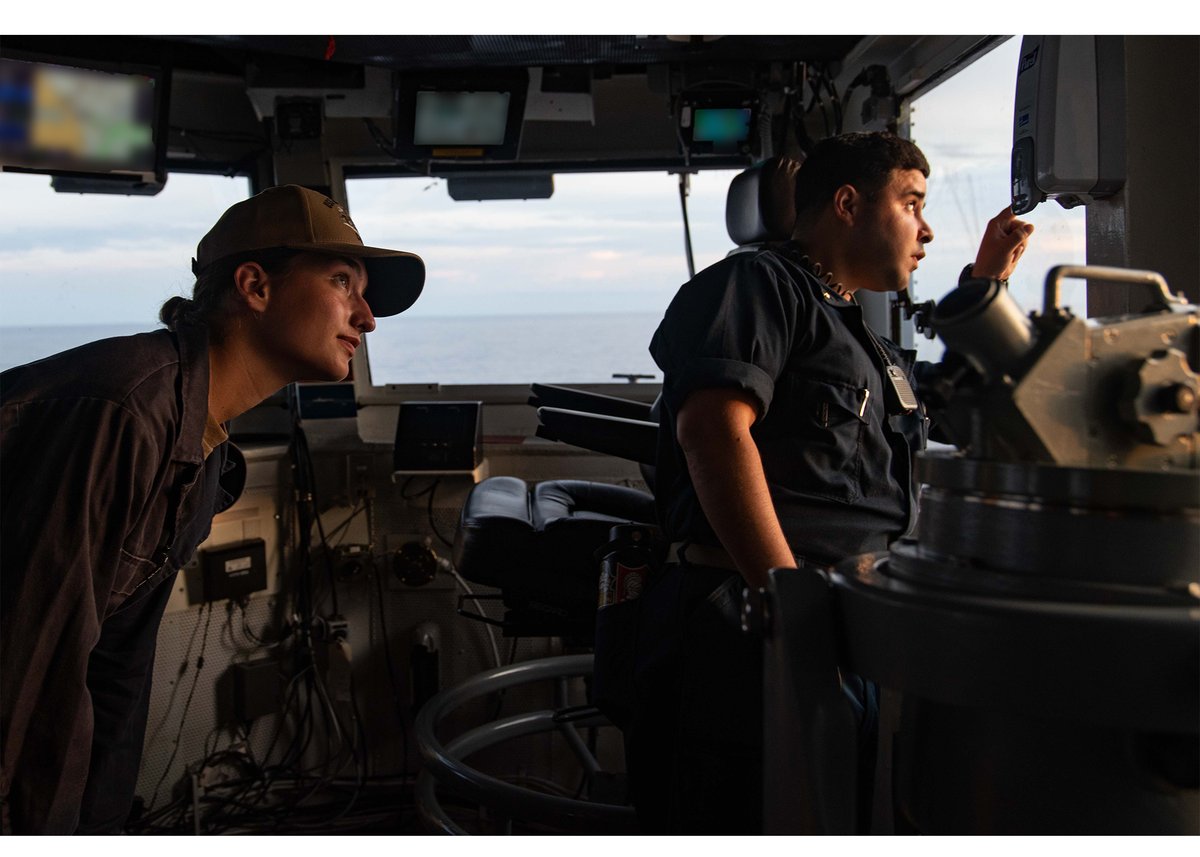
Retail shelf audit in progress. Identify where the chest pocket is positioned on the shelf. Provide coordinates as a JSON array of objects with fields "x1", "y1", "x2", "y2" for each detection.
[{"x1": 772, "y1": 376, "x2": 869, "y2": 503}]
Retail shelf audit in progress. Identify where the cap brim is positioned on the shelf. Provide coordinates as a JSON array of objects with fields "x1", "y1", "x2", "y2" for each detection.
[
  {"x1": 288, "y1": 242, "x2": 426, "y2": 318},
  {"x1": 362, "y1": 254, "x2": 426, "y2": 318}
]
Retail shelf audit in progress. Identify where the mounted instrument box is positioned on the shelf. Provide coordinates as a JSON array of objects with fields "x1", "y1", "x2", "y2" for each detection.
[
  {"x1": 393, "y1": 400, "x2": 483, "y2": 473},
  {"x1": 201, "y1": 538, "x2": 267, "y2": 602}
]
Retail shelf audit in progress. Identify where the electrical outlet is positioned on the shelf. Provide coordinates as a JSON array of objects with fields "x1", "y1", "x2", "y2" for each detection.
[
  {"x1": 385, "y1": 534, "x2": 428, "y2": 590},
  {"x1": 383, "y1": 534, "x2": 455, "y2": 591},
  {"x1": 333, "y1": 543, "x2": 372, "y2": 581},
  {"x1": 346, "y1": 453, "x2": 376, "y2": 499}
]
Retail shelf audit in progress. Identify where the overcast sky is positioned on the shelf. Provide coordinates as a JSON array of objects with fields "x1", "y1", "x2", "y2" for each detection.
[{"x1": 0, "y1": 36, "x2": 1085, "y2": 342}]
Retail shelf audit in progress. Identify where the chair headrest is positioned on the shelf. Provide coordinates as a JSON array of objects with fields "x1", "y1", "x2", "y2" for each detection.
[{"x1": 725, "y1": 156, "x2": 804, "y2": 247}]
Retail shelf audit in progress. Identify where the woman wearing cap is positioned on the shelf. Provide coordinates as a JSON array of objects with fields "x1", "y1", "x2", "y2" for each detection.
[{"x1": 0, "y1": 185, "x2": 424, "y2": 834}]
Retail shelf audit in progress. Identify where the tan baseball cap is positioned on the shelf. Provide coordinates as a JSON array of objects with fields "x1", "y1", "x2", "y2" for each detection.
[{"x1": 193, "y1": 184, "x2": 425, "y2": 317}]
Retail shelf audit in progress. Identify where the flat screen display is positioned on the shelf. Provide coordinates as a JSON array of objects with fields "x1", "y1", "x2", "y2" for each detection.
[
  {"x1": 0, "y1": 57, "x2": 160, "y2": 175},
  {"x1": 692, "y1": 107, "x2": 752, "y2": 145},
  {"x1": 414, "y1": 90, "x2": 510, "y2": 146}
]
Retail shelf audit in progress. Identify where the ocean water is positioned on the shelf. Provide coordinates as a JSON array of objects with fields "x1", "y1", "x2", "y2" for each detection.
[
  {"x1": 0, "y1": 323, "x2": 150, "y2": 373},
  {"x1": 0, "y1": 312, "x2": 666, "y2": 386},
  {"x1": 367, "y1": 311, "x2": 664, "y2": 386}
]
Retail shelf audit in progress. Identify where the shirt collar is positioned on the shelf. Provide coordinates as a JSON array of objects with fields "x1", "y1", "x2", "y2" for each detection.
[
  {"x1": 818, "y1": 286, "x2": 856, "y2": 306},
  {"x1": 780, "y1": 244, "x2": 858, "y2": 308},
  {"x1": 791, "y1": 261, "x2": 858, "y2": 309},
  {"x1": 202, "y1": 411, "x2": 230, "y2": 458}
]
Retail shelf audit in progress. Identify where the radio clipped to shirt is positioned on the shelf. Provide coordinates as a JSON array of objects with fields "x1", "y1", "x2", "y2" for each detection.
[
  {"x1": 884, "y1": 364, "x2": 919, "y2": 414},
  {"x1": 861, "y1": 322, "x2": 919, "y2": 416}
]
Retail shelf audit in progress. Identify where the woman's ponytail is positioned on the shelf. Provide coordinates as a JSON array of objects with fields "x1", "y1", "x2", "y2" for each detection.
[{"x1": 159, "y1": 248, "x2": 300, "y2": 333}]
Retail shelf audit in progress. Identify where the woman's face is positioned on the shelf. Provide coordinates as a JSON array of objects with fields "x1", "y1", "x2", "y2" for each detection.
[{"x1": 255, "y1": 252, "x2": 377, "y2": 383}]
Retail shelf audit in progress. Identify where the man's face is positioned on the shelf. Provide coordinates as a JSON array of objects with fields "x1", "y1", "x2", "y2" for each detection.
[
  {"x1": 256, "y1": 253, "x2": 376, "y2": 382},
  {"x1": 851, "y1": 167, "x2": 934, "y2": 294}
]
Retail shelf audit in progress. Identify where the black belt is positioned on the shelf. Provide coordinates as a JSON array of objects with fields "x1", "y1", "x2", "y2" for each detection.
[{"x1": 667, "y1": 541, "x2": 833, "y2": 574}]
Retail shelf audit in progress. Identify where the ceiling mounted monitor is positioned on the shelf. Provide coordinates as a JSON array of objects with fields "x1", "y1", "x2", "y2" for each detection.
[
  {"x1": 395, "y1": 69, "x2": 528, "y2": 162},
  {"x1": 679, "y1": 90, "x2": 759, "y2": 157},
  {"x1": 0, "y1": 54, "x2": 169, "y2": 194}
]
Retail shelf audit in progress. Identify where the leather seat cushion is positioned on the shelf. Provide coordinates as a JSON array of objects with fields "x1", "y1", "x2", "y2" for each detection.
[{"x1": 455, "y1": 476, "x2": 654, "y2": 603}]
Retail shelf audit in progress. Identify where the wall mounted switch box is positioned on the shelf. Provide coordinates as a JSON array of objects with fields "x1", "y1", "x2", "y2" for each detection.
[{"x1": 201, "y1": 538, "x2": 267, "y2": 602}]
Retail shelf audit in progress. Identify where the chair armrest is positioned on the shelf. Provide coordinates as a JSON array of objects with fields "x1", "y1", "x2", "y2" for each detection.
[
  {"x1": 528, "y1": 383, "x2": 654, "y2": 422},
  {"x1": 535, "y1": 407, "x2": 657, "y2": 466}
]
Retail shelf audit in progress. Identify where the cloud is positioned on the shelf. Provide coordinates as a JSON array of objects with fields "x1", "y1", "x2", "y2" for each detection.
[
  {"x1": 0, "y1": 171, "x2": 247, "y2": 234},
  {"x1": 339, "y1": 169, "x2": 733, "y2": 318},
  {"x1": 0, "y1": 240, "x2": 190, "y2": 274}
]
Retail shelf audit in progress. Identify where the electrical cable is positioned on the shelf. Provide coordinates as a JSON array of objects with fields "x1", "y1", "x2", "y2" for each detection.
[
  {"x1": 320, "y1": 673, "x2": 369, "y2": 826},
  {"x1": 426, "y1": 477, "x2": 455, "y2": 548},
  {"x1": 208, "y1": 724, "x2": 269, "y2": 830},
  {"x1": 146, "y1": 391, "x2": 428, "y2": 834},
  {"x1": 283, "y1": 396, "x2": 358, "y2": 825},
  {"x1": 821, "y1": 68, "x2": 844, "y2": 135},
  {"x1": 169, "y1": 124, "x2": 268, "y2": 145},
  {"x1": 260, "y1": 664, "x2": 308, "y2": 773},
  {"x1": 322, "y1": 498, "x2": 366, "y2": 546},
  {"x1": 790, "y1": 71, "x2": 816, "y2": 155},
  {"x1": 669, "y1": 92, "x2": 693, "y2": 170},
  {"x1": 368, "y1": 497, "x2": 412, "y2": 796},
  {"x1": 135, "y1": 773, "x2": 422, "y2": 834},
  {"x1": 808, "y1": 75, "x2": 832, "y2": 138},
  {"x1": 219, "y1": 600, "x2": 240, "y2": 654},
  {"x1": 237, "y1": 598, "x2": 289, "y2": 649},
  {"x1": 269, "y1": 611, "x2": 367, "y2": 828},
  {"x1": 167, "y1": 125, "x2": 269, "y2": 171},
  {"x1": 146, "y1": 600, "x2": 214, "y2": 812},
  {"x1": 361, "y1": 118, "x2": 429, "y2": 174},
  {"x1": 401, "y1": 474, "x2": 437, "y2": 500},
  {"x1": 309, "y1": 657, "x2": 347, "y2": 757},
  {"x1": 211, "y1": 412, "x2": 333, "y2": 825},
  {"x1": 487, "y1": 636, "x2": 524, "y2": 721},
  {"x1": 142, "y1": 597, "x2": 207, "y2": 749},
  {"x1": 290, "y1": 554, "x2": 369, "y2": 820},
  {"x1": 290, "y1": 418, "x2": 340, "y2": 616},
  {"x1": 677, "y1": 172, "x2": 696, "y2": 279},
  {"x1": 447, "y1": 564, "x2": 503, "y2": 669}
]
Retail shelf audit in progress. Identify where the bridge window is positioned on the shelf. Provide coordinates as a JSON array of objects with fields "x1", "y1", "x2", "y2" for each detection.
[
  {"x1": 0, "y1": 171, "x2": 250, "y2": 371},
  {"x1": 909, "y1": 37, "x2": 1087, "y2": 363},
  {"x1": 346, "y1": 169, "x2": 739, "y2": 387}
]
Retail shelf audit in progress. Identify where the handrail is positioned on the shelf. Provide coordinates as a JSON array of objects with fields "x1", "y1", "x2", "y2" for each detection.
[
  {"x1": 1043, "y1": 264, "x2": 1184, "y2": 314},
  {"x1": 414, "y1": 654, "x2": 638, "y2": 834}
]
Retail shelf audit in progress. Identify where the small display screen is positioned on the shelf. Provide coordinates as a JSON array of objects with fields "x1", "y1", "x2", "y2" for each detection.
[
  {"x1": 692, "y1": 107, "x2": 752, "y2": 144},
  {"x1": 413, "y1": 90, "x2": 510, "y2": 146},
  {"x1": 0, "y1": 57, "x2": 158, "y2": 173}
]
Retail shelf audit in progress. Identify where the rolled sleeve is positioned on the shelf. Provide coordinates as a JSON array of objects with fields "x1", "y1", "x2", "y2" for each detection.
[
  {"x1": 668, "y1": 357, "x2": 777, "y2": 417},
  {"x1": 651, "y1": 252, "x2": 804, "y2": 418}
]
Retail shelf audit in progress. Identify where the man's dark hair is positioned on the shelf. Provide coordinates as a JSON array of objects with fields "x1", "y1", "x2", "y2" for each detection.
[{"x1": 793, "y1": 132, "x2": 930, "y2": 217}]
